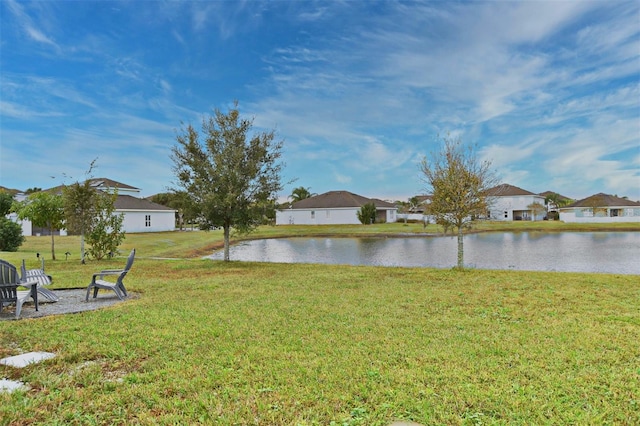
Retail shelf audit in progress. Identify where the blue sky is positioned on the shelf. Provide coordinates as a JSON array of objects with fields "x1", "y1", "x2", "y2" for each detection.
[{"x1": 1, "y1": 1, "x2": 639, "y2": 202}]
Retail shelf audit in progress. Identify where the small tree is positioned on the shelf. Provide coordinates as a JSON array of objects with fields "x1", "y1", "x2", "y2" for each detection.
[
  {"x1": 171, "y1": 101, "x2": 285, "y2": 261},
  {"x1": 584, "y1": 194, "x2": 607, "y2": 217},
  {"x1": 0, "y1": 192, "x2": 24, "y2": 252},
  {"x1": 63, "y1": 179, "x2": 98, "y2": 263},
  {"x1": 357, "y1": 202, "x2": 377, "y2": 225},
  {"x1": 85, "y1": 190, "x2": 125, "y2": 260},
  {"x1": 420, "y1": 136, "x2": 499, "y2": 269},
  {"x1": 15, "y1": 191, "x2": 65, "y2": 260},
  {"x1": 62, "y1": 159, "x2": 125, "y2": 263},
  {"x1": 527, "y1": 202, "x2": 546, "y2": 221}
]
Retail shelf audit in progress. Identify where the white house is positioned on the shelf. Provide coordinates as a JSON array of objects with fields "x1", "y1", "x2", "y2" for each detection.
[
  {"x1": 276, "y1": 190, "x2": 397, "y2": 225},
  {"x1": 11, "y1": 178, "x2": 176, "y2": 235},
  {"x1": 486, "y1": 184, "x2": 547, "y2": 221},
  {"x1": 5, "y1": 192, "x2": 32, "y2": 235},
  {"x1": 78, "y1": 178, "x2": 176, "y2": 233},
  {"x1": 559, "y1": 193, "x2": 640, "y2": 223}
]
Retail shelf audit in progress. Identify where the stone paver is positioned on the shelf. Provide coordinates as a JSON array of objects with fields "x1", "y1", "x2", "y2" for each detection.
[
  {"x1": 0, "y1": 351, "x2": 56, "y2": 368},
  {"x1": 0, "y1": 378, "x2": 28, "y2": 393}
]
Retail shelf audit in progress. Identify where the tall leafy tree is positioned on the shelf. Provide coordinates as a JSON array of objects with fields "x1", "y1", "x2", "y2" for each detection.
[
  {"x1": 420, "y1": 136, "x2": 499, "y2": 269},
  {"x1": 289, "y1": 186, "x2": 315, "y2": 203},
  {"x1": 15, "y1": 191, "x2": 65, "y2": 260},
  {"x1": 544, "y1": 192, "x2": 572, "y2": 220},
  {"x1": 171, "y1": 102, "x2": 285, "y2": 261}
]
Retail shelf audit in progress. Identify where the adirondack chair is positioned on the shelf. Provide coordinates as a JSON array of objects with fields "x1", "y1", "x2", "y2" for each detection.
[
  {"x1": 85, "y1": 249, "x2": 136, "y2": 301},
  {"x1": 21, "y1": 259, "x2": 59, "y2": 302},
  {"x1": 0, "y1": 260, "x2": 39, "y2": 318}
]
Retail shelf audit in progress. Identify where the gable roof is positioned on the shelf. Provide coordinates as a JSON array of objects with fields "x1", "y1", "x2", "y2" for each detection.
[
  {"x1": 291, "y1": 190, "x2": 396, "y2": 209},
  {"x1": 486, "y1": 183, "x2": 538, "y2": 197},
  {"x1": 114, "y1": 194, "x2": 176, "y2": 211},
  {"x1": 87, "y1": 178, "x2": 139, "y2": 191},
  {"x1": 42, "y1": 178, "x2": 139, "y2": 195},
  {"x1": 563, "y1": 193, "x2": 640, "y2": 209}
]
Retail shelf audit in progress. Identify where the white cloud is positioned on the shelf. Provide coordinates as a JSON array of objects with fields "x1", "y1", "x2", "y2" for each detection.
[
  {"x1": 333, "y1": 172, "x2": 352, "y2": 185},
  {"x1": 5, "y1": 0, "x2": 60, "y2": 51}
]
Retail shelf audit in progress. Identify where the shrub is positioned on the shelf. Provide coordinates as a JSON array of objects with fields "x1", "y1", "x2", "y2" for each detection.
[
  {"x1": 357, "y1": 203, "x2": 377, "y2": 225},
  {"x1": 0, "y1": 217, "x2": 25, "y2": 251}
]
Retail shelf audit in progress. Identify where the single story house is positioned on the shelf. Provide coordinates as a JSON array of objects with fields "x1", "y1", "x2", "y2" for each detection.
[
  {"x1": 276, "y1": 190, "x2": 397, "y2": 225},
  {"x1": 559, "y1": 193, "x2": 640, "y2": 223},
  {"x1": 485, "y1": 184, "x2": 547, "y2": 221},
  {"x1": 9, "y1": 178, "x2": 176, "y2": 235}
]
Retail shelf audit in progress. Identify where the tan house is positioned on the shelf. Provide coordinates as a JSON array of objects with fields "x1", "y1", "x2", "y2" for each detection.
[{"x1": 559, "y1": 193, "x2": 640, "y2": 223}]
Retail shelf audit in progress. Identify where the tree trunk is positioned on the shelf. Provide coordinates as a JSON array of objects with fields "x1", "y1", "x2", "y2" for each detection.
[
  {"x1": 457, "y1": 226, "x2": 464, "y2": 269},
  {"x1": 223, "y1": 225, "x2": 230, "y2": 262},
  {"x1": 80, "y1": 231, "x2": 86, "y2": 264},
  {"x1": 49, "y1": 226, "x2": 56, "y2": 260}
]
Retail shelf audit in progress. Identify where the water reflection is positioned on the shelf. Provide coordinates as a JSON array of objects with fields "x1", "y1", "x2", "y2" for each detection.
[{"x1": 206, "y1": 232, "x2": 640, "y2": 274}]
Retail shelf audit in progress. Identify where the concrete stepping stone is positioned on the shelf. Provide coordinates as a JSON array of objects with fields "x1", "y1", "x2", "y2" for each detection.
[
  {"x1": 0, "y1": 351, "x2": 56, "y2": 368},
  {"x1": 0, "y1": 378, "x2": 28, "y2": 393}
]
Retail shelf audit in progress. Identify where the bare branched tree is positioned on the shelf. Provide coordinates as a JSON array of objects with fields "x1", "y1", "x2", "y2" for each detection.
[{"x1": 420, "y1": 136, "x2": 500, "y2": 269}]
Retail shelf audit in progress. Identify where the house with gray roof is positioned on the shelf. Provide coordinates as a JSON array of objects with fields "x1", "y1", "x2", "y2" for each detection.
[
  {"x1": 11, "y1": 178, "x2": 176, "y2": 235},
  {"x1": 276, "y1": 190, "x2": 397, "y2": 225},
  {"x1": 485, "y1": 184, "x2": 547, "y2": 221},
  {"x1": 83, "y1": 178, "x2": 176, "y2": 233},
  {"x1": 559, "y1": 193, "x2": 640, "y2": 223}
]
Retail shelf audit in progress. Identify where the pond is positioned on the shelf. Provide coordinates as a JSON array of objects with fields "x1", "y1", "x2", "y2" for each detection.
[{"x1": 206, "y1": 232, "x2": 640, "y2": 274}]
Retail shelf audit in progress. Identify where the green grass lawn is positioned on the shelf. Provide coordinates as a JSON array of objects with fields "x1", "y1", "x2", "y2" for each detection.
[{"x1": 1, "y1": 224, "x2": 639, "y2": 425}]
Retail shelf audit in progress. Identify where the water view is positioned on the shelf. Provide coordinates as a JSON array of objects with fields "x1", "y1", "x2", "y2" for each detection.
[{"x1": 207, "y1": 232, "x2": 640, "y2": 274}]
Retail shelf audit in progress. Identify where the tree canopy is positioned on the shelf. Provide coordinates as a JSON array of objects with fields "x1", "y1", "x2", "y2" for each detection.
[
  {"x1": 16, "y1": 191, "x2": 65, "y2": 260},
  {"x1": 171, "y1": 102, "x2": 285, "y2": 261},
  {"x1": 150, "y1": 191, "x2": 196, "y2": 230},
  {"x1": 420, "y1": 136, "x2": 499, "y2": 269},
  {"x1": 289, "y1": 186, "x2": 315, "y2": 203},
  {"x1": 0, "y1": 191, "x2": 24, "y2": 252}
]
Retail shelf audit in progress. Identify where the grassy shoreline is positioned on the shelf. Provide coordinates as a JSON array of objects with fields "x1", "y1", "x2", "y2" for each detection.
[{"x1": 1, "y1": 223, "x2": 639, "y2": 424}]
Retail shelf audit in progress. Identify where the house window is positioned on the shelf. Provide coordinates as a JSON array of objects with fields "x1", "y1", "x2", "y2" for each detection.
[
  {"x1": 145, "y1": 215, "x2": 151, "y2": 227},
  {"x1": 311, "y1": 211, "x2": 315, "y2": 219}
]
